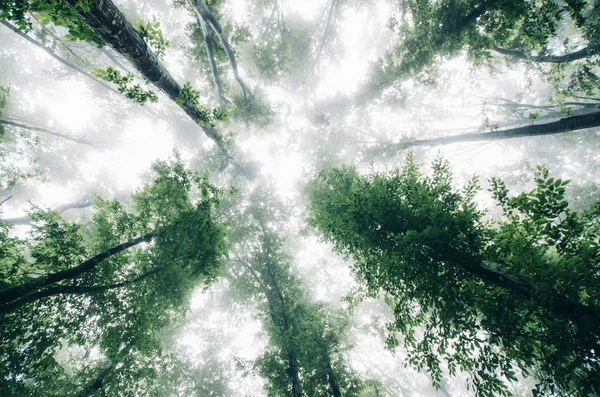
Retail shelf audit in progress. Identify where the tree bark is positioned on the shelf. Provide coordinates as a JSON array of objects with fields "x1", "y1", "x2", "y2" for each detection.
[
  {"x1": 63, "y1": 0, "x2": 237, "y2": 163},
  {"x1": 0, "y1": 269, "x2": 158, "y2": 314},
  {"x1": 402, "y1": 111, "x2": 600, "y2": 148},
  {"x1": 0, "y1": 233, "x2": 153, "y2": 308},
  {"x1": 493, "y1": 46, "x2": 592, "y2": 63}
]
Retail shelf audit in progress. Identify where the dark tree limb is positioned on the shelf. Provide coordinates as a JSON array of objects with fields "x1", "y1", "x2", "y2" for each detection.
[
  {"x1": 0, "y1": 269, "x2": 158, "y2": 314},
  {"x1": 76, "y1": 363, "x2": 115, "y2": 397},
  {"x1": 493, "y1": 46, "x2": 593, "y2": 63},
  {"x1": 0, "y1": 233, "x2": 154, "y2": 307},
  {"x1": 0, "y1": 196, "x2": 12, "y2": 207},
  {"x1": 402, "y1": 111, "x2": 600, "y2": 148}
]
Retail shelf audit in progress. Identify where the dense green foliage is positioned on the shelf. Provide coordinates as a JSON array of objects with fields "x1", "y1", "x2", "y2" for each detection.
[
  {"x1": 0, "y1": 0, "x2": 103, "y2": 45},
  {"x1": 306, "y1": 155, "x2": 600, "y2": 396},
  {"x1": 93, "y1": 67, "x2": 159, "y2": 105},
  {"x1": 0, "y1": 158, "x2": 227, "y2": 395},
  {"x1": 383, "y1": 0, "x2": 599, "y2": 97},
  {"x1": 176, "y1": 81, "x2": 229, "y2": 126}
]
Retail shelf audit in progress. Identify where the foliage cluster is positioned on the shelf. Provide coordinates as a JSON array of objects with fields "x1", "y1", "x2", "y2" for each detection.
[
  {"x1": 0, "y1": 158, "x2": 227, "y2": 395},
  {"x1": 306, "y1": 155, "x2": 600, "y2": 396},
  {"x1": 93, "y1": 67, "x2": 158, "y2": 105},
  {"x1": 177, "y1": 81, "x2": 229, "y2": 126},
  {"x1": 0, "y1": 0, "x2": 103, "y2": 45},
  {"x1": 384, "y1": 0, "x2": 600, "y2": 99},
  {"x1": 134, "y1": 17, "x2": 170, "y2": 60}
]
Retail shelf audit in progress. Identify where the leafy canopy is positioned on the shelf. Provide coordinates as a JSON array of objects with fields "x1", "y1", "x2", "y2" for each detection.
[
  {"x1": 306, "y1": 154, "x2": 600, "y2": 396},
  {"x1": 0, "y1": 156, "x2": 227, "y2": 396}
]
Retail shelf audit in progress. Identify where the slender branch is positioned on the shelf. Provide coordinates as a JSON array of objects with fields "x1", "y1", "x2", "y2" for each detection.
[
  {"x1": 0, "y1": 269, "x2": 158, "y2": 315},
  {"x1": 199, "y1": 17, "x2": 230, "y2": 107},
  {"x1": 317, "y1": 0, "x2": 338, "y2": 55},
  {"x1": 0, "y1": 20, "x2": 122, "y2": 97},
  {"x1": 0, "y1": 196, "x2": 12, "y2": 207},
  {"x1": 259, "y1": 0, "x2": 279, "y2": 42},
  {"x1": 0, "y1": 233, "x2": 154, "y2": 307},
  {"x1": 2, "y1": 195, "x2": 94, "y2": 225},
  {"x1": 190, "y1": 0, "x2": 251, "y2": 102},
  {"x1": 401, "y1": 111, "x2": 600, "y2": 148},
  {"x1": 493, "y1": 46, "x2": 593, "y2": 63},
  {"x1": 0, "y1": 118, "x2": 107, "y2": 147}
]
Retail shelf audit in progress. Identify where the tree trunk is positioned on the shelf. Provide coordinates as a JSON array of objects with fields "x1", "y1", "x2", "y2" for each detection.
[
  {"x1": 402, "y1": 111, "x2": 600, "y2": 148},
  {"x1": 198, "y1": 15, "x2": 229, "y2": 107},
  {"x1": 63, "y1": 0, "x2": 236, "y2": 163},
  {"x1": 326, "y1": 362, "x2": 342, "y2": 397},
  {"x1": 0, "y1": 233, "x2": 153, "y2": 308},
  {"x1": 493, "y1": 46, "x2": 592, "y2": 63}
]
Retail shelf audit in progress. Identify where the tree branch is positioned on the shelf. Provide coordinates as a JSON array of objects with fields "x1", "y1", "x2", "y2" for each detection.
[
  {"x1": 0, "y1": 118, "x2": 108, "y2": 148},
  {"x1": 493, "y1": 46, "x2": 592, "y2": 63},
  {"x1": 190, "y1": 0, "x2": 251, "y2": 102},
  {"x1": 0, "y1": 233, "x2": 154, "y2": 307},
  {"x1": 0, "y1": 269, "x2": 158, "y2": 314},
  {"x1": 199, "y1": 17, "x2": 230, "y2": 107},
  {"x1": 401, "y1": 111, "x2": 600, "y2": 148}
]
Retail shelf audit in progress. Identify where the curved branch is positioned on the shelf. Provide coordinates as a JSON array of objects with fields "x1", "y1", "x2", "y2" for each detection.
[
  {"x1": 2, "y1": 195, "x2": 94, "y2": 225},
  {"x1": 493, "y1": 46, "x2": 593, "y2": 63}
]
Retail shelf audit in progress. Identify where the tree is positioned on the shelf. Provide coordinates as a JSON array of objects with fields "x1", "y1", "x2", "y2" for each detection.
[
  {"x1": 0, "y1": 157, "x2": 227, "y2": 395},
  {"x1": 306, "y1": 154, "x2": 600, "y2": 396},
  {"x1": 226, "y1": 187, "x2": 363, "y2": 396},
  {"x1": 388, "y1": 0, "x2": 599, "y2": 76},
  {"x1": 0, "y1": 0, "x2": 240, "y2": 166}
]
